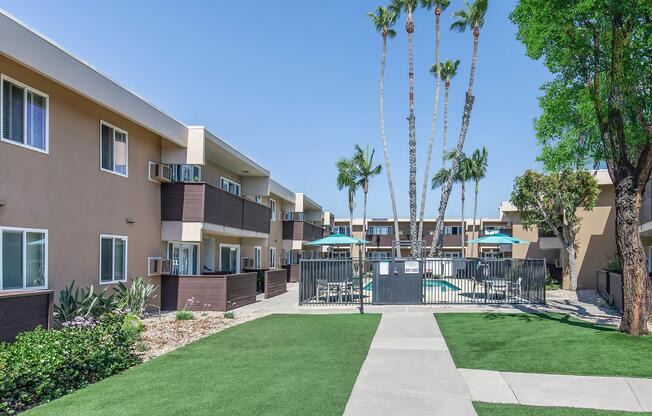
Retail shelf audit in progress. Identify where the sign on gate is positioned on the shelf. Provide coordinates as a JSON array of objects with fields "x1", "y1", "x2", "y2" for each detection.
[{"x1": 404, "y1": 261, "x2": 420, "y2": 274}]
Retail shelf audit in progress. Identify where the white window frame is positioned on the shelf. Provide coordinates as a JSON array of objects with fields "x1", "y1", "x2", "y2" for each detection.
[
  {"x1": 167, "y1": 241, "x2": 200, "y2": 275},
  {"x1": 0, "y1": 226, "x2": 48, "y2": 291},
  {"x1": 269, "y1": 247, "x2": 277, "y2": 268},
  {"x1": 253, "y1": 246, "x2": 262, "y2": 269},
  {"x1": 220, "y1": 176, "x2": 241, "y2": 196},
  {"x1": 1, "y1": 74, "x2": 49, "y2": 154},
  {"x1": 99, "y1": 234, "x2": 128, "y2": 285},
  {"x1": 270, "y1": 199, "x2": 277, "y2": 221},
  {"x1": 219, "y1": 243, "x2": 241, "y2": 273},
  {"x1": 99, "y1": 120, "x2": 129, "y2": 178}
]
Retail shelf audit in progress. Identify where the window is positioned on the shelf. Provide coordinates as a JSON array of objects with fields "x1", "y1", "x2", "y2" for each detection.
[
  {"x1": 100, "y1": 121, "x2": 128, "y2": 176},
  {"x1": 269, "y1": 247, "x2": 277, "y2": 268},
  {"x1": 1, "y1": 75, "x2": 48, "y2": 153},
  {"x1": 253, "y1": 246, "x2": 262, "y2": 269},
  {"x1": 368, "y1": 226, "x2": 392, "y2": 236},
  {"x1": 220, "y1": 177, "x2": 241, "y2": 196},
  {"x1": 443, "y1": 226, "x2": 461, "y2": 235},
  {"x1": 170, "y1": 164, "x2": 201, "y2": 182},
  {"x1": 367, "y1": 251, "x2": 390, "y2": 260},
  {"x1": 0, "y1": 227, "x2": 47, "y2": 290},
  {"x1": 332, "y1": 226, "x2": 350, "y2": 236},
  {"x1": 99, "y1": 235, "x2": 127, "y2": 284},
  {"x1": 168, "y1": 242, "x2": 199, "y2": 275},
  {"x1": 270, "y1": 199, "x2": 277, "y2": 221}
]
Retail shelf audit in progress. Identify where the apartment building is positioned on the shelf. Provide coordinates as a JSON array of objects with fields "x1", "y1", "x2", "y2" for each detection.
[{"x1": 0, "y1": 12, "x2": 329, "y2": 333}]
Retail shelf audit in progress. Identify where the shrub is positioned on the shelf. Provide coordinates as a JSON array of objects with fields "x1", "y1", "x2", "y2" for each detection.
[
  {"x1": 115, "y1": 277, "x2": 158, "y2": 318},
  {"x1": 607, "y1": 256, "x2": 622, "y2": 274},
  {"x1": 223, "y1": 311, "x2": 235, "y2": 319},
  {"x1": 0, "y1": 312, "x2": 141, "y2": 414},
  {"x1": 175, "y1": 311, "x2": 194, "y2": 320},
  {"x1": 53, "y1": 281, "x2": 118, "y2": 325}
]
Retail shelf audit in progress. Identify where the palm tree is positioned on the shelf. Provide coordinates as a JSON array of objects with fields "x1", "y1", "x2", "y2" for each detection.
[
  {"x1": 368, "y1": 6, "x2": 401, "y2": 258},
  {"x1": 390, "y1": 0, "x2": 419, "y2": 257},
  {"x1": 433, "y1": 59, "x2": 460, "y2": 167},
  {"x1": 469, "y1": 146, "x2": 488, "y2": 257},
  {"x1": 336, "y1": 157, "x2": 359, "y2": 238},
  {"x1": 353, "y1": 144, "x2": 382, "y2": 256},
  {"x1": 431, "y1": 0, "x2": 489, "y2": 256},
  {"x1": 417, "y1": 0, "x2": 451, "y2": 245},
  {"x1": 432, "y1": 152, "x2": 473, "y2": 256}
]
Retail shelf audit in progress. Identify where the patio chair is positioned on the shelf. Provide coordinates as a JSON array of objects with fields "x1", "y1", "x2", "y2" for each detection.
[
  {"x1": 508, "y1": 277, "x2": 523, "y2": 300},
  {"x1": 316, "y1": 279, "x2": 329, "y2": 301}
]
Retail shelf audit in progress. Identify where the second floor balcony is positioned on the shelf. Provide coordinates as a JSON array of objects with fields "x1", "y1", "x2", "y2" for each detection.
[
  {"x1": 161, "y1": 183, "x2": 271, "y2": 235},
  {"x1": 282, "y1": 219, "x2": 325, "y2": 242}
]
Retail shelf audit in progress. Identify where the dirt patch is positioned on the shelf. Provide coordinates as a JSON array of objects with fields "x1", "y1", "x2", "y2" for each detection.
[{"x1": 137, "y1": 311, "x2": 260, "y2": 361}]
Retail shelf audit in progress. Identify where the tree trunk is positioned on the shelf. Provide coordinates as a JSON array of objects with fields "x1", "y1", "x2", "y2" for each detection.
[
  {"x1": 472, "y1": 180, "x2": 479, "y2": 257},
  {"x1": 418, "y1": 10, "x2": 442, "y2": 243},
  {"x1": 379, "y1": 33, "x2": 401, "y2": 259},
  {"x1": 362, "y1": 182, "x2": 368, "y2": 260},
  {"x1": 442, "y1": 84, "x2": 450, "y2": 167},
  {"x1": 461, "y1": 181, "x2": 465, "y2": 257},
  {"x1": 431, "y1": 93, "x2": 475, "y2": 256},
  {"x1": 406, "y1": 11, "x2": 418, "y2": 258},
  {"x1": 468, "y1": 28, "x2": 479, "y2": 94},
  {"x1": 615, "y1": 176, "x2": 650, "y2": 335},
  {"x1": 349, "y1": 192, "x2": 355, "y2": 258}
]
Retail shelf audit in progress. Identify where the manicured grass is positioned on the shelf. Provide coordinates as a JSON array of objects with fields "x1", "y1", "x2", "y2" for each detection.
[
  {"x1": 26, "y1": 314, "x2": 380, "y2": 416},
  {"x1": 436, "y1": 313, "x2": 652, "y2": 377},
  {"x1": 474, "y1": 402, "x2": 652, "y2": 415}
]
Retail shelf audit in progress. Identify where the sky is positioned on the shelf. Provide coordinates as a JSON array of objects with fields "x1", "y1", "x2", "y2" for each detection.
[{"x1": 0, "y1": 0, "x2": 552, "y2": 219}]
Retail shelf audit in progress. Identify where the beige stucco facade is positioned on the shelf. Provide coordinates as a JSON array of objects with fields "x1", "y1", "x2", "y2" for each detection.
[{"x1": 0, "y1": 54, "x2": 174, "y2": 304}]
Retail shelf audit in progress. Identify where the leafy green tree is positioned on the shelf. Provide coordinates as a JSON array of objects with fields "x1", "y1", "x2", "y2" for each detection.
[
  {"x1": 469, "y1": 146, "x2": 488, "y2": 256},
  {"x1": 368, "y1": 6, "x2": 401, "y2": 257},
  {"x1": 432, "y1": 152, "x2": 473, "y2": 256},
  {"x1": 390, "y1": 0, "x2": 420, "y2": 256},
  {"x1": 431, "y1": 0, "x2": 489, "y2": 256},
  {"x1": 510, "y1": 170, "x2": 600, "y2": 291},
  {"x1": 510, "y1": 0, "x2": 652, "y2": 335},
  {"x1": 433, "y1": 59, "x2": 461, "y2": 167},
  {"x1": 336, "y1": 156, "x2": 359, "y2": 237},
  {"x1": 418, "y1": 0, "x2": 452, "y2": 244},
  {"x1": 353, "y1": 144, "x2": 383, "y2": 254}
]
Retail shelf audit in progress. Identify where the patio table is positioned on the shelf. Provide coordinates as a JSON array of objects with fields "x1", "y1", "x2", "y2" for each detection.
[{"x1": 483, "y1": 278, "x2": 509, "y2": 302}]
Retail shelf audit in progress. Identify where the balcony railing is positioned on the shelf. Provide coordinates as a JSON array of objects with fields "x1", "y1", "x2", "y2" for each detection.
[
  {"x1": 283, "y1": 219, "x2": 325, "y2": 241},
  {"x1": 161, "y1": 183, "x2": 271, "y2": 234},
  {"x1": 365, "y1": 233, "x2": 463, "y2": 248}
]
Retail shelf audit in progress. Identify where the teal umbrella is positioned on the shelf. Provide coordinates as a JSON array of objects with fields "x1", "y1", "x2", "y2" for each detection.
[
  {"x1": 305, "y1": 233, "x2": 370, "y2": 246},
  {"x1": 467, "y1": 233, "x2": 529, "y2": 244}
]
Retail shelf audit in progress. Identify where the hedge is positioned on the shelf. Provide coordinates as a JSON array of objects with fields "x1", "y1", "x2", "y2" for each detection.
[{"x1": 0, "y1": 312, "x2": 141, "y2": 414}]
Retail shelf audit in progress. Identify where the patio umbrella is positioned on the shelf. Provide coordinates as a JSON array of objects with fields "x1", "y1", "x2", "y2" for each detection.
[
  {"x1": 305, "y1": 233, "x2": 370, "y2": 246},
  {"x1": 467, "y1": 233, "x2": 529, "y2": 244}
]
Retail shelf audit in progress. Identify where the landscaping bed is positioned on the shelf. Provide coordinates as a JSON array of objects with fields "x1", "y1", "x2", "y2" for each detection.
[
  {"x1": 436, "y1": 312, "x2": 652, "y2": 378},
  {"x1": 474, "y1": 403, "x2": 652, "y2": 416},
  {"x1": 25, "y1": 314, "x2": 380, "y2": 416}
]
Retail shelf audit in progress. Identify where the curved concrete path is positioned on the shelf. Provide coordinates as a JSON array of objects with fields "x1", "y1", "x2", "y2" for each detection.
[{"x1": 343, "y1": 313, "x2": 477, "y2": 416}]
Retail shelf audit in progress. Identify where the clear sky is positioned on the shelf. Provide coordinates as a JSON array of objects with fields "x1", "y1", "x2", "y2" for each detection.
[{"x1": 1, "y1": 0, "x2": 551, "y2": 219}]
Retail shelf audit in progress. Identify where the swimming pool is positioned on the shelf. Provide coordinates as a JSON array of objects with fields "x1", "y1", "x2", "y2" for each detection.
[{"x1": 363, "y1": 279, "x2": 461, "y2": 292}]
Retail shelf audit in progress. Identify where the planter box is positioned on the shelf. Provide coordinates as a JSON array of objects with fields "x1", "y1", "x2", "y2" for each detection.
[
  {"x1": 0, "y1": 290, "x2": 53, "y2": 342},
  {"x1": 264, "y1": 269, "x2": 287, "y2": 299},
  {"x1": 161, "y1": 273, "x2": 257, "y2": 311},
  {"x1": 596, "y1": 269, "x2": 623, "y2": 313}
]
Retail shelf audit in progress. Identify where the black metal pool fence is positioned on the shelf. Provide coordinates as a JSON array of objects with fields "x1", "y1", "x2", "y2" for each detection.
[{"x1": 299, "y1": 258, "x2": 546, "y2": 305}]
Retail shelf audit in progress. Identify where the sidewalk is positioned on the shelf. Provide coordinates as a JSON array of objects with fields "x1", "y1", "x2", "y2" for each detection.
[
  {"x1": 461, "y1": 369, "x2": 652, "y2": 413},
  {"x1": 343, "y1": 313, "x2": 477, "y2": 416}
]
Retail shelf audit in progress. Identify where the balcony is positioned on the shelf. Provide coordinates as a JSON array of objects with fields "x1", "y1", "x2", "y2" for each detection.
[
  {"x1": 161, "y1": 183, "x2": 271, "y2": 235},
  {"x1": 283, "y1": 219, "x2": 324, "y2": 241},
  {"x1": 365, "y1": 233, "x2": 463, "y2": 248}
]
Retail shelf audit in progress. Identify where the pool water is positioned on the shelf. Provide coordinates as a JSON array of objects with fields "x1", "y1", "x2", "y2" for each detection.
[{"x1": 363, "y1": 279, "x2": 461, "y2": 292}]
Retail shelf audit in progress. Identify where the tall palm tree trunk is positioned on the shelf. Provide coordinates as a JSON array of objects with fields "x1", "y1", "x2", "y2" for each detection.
[
  {"x1": 461, "y1": 181, "x2": 465, "y2": 257},
  {"x1": 418, "y1": 8, "x2": 442, "y2": 244},
  {"x1": 379, "y1": 33, "x2": 401, "y2": 258},
  {"x1": 406, "y1": 11, "x2": 418, "y2": 257},
  {"x1": 349, "y1": 192, "x2": 355, "y2": 258},
  {"x1": 442, "y1": 83, "x2": 450, "y2": 167},
  {"x1": 362, "y1": 181, "x2": 369, "y2": 260},
  {"x1": 431, "y1": 29, "x2": 481, "y2": 256},
  {"x1": 472, "y1": 180, "x2": 479, "y2": 257}
]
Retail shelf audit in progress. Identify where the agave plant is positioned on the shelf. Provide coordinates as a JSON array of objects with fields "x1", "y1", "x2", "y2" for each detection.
[
  {"x1": 115, "y1": 277, "x2": 158, "y2": 318},
  {"x1": 53, "y1": 281, "x2": 118, "y2": 324}
]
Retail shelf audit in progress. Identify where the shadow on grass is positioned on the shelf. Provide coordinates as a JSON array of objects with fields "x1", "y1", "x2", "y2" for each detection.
[{"x1": 481, "y1": 312, "x2": 617, "y2": 332}]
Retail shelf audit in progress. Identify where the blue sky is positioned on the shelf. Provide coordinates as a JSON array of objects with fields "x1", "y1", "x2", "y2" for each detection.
[{"x1": 1, "y1": 0, "x2": 551, "y2": 219}]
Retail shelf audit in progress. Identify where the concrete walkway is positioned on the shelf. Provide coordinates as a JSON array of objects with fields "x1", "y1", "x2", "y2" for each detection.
[
  {"x1": 461, "y1": 368, "x2": 652, "y2": 413},
  {"x1": 343, "y1": 313, "x2": 477, "y2": 416}
]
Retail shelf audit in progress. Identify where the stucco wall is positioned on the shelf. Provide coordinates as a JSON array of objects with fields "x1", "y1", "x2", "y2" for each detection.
[{"x1": 0, "y1": 55, "x2": 169, "y2": 303}]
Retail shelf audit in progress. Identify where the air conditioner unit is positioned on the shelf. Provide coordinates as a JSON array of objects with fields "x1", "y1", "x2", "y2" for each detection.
[
  {"x1": 149, "y1": 162, "x2": 172, "y2": 183},
  {"x1": 148, "y1": 257, "x2": 171, "y2": 275}
]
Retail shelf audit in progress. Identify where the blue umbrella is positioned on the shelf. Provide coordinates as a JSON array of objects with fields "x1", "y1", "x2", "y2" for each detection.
[
  {"x1": 467, "y1": 233, "x2": 529, "y2": 244},
  {"x1": 305, "y1": 233, "x2": 370, "y2": 246}
]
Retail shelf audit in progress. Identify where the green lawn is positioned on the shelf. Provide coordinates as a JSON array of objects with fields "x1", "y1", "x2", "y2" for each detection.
[
  {"x1": 474, "y1": 403, "x2": 652, "y2": 416},
  {"x1": 26, "y1": 314, "x2": 380, "y2": 416},
  {"x1": 436, "y1": 312, "x2": 652, "y2": 377}
]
